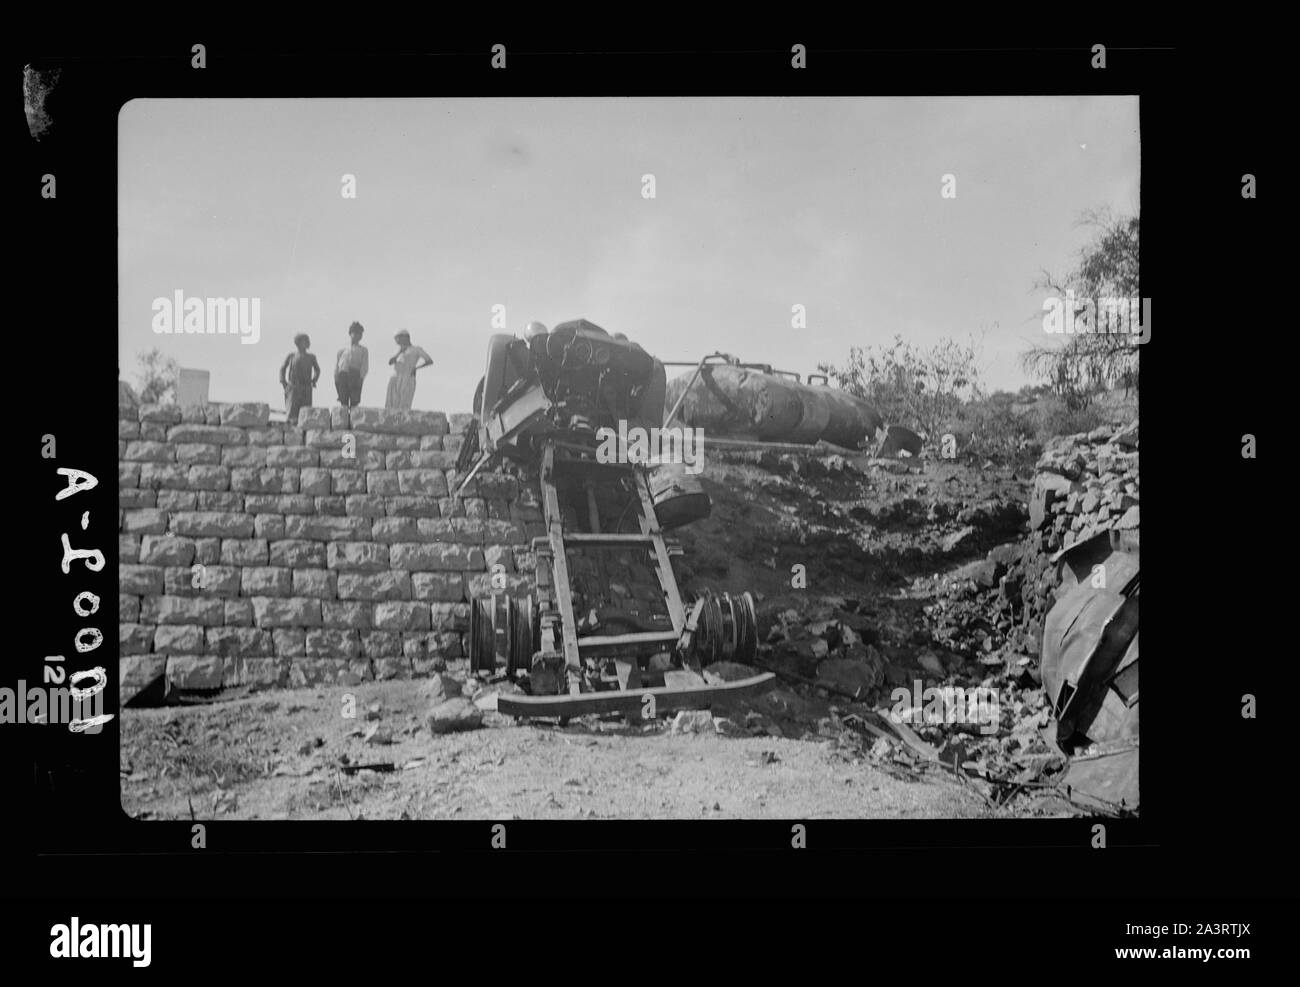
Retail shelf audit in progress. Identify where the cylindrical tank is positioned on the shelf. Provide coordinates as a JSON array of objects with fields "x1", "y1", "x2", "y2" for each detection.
[
  {"x1": 748, "y1": 372, "x2": 807, "y2": 440},
  {"x1": 666, "y1": 365, "x2": 881, "y2": 447},
  {"x1": 815, "y1": 386, "x2": 883, "y2": 447},
  {"x1": 786, "y1": 386, "x2": 832, "y2": 443}
]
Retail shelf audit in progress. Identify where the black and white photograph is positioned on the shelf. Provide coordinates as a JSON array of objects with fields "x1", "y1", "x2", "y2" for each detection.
[
  {"x1": 114, "y1": 95, "x2": 1142, "y2": 820},
  {"x1": 12, "y1": 36, "x2": 1292, "y2": 972}
]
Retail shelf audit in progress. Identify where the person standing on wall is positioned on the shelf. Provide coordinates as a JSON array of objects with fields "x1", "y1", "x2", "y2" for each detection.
[
  {"x1": 335, "y1": 321, "x2": 369, "y2": 408},
  {"x1": 279, "y1": 333, "x2": 320, "y2": 424},
  {"x1": 385, "y1": 329, "x2": 432, "y2": 410}
]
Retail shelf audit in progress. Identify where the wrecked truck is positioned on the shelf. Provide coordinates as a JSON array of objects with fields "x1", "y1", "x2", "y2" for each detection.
[{"x1": 457, "y1": 319, "x2": 774, "y2": 720}]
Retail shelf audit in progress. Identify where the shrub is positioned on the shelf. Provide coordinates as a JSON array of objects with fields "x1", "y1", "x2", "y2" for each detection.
[
  {"x1": 950, "y1": 391, "x2": 1039, "y2": 468},
  {"x1": 135, "y1": 347, "x2": 180, "y2": 404},
  {"x1": 818, "y1": 334, "x2": 984, "y2": 439},
  {"x1": 1027, "y1": 398, "x2": 1106, "y2": 446}
]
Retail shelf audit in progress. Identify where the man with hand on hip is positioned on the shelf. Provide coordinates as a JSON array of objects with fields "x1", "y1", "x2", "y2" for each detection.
[{"x1": 335, "y1": 321, "x2": 369, "y2": 408}]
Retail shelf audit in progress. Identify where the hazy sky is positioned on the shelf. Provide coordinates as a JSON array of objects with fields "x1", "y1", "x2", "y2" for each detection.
[{"x1": 119, "y1": 96, "x2": 1139, "y2": 412}]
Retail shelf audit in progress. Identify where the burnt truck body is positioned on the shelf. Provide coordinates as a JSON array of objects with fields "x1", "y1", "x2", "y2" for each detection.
[{"x1": 460, "y1": 319, "x2": 773, "y2": 720}]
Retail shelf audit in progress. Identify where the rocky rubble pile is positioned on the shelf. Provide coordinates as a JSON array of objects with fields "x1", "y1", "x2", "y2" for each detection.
[
  {"x1": 886, "y1": 420, "x2": 1141, "y2": 806},
  {"x1": 722, "y1": 421, "x2": 1140, "y2": 809},
  {"x1": 709, "y1": 597, "x2": 1067, "y2": 806},
  {"x1": 1030, "y1": 421, "x2": 1139, "y2": 550},
  {"x1": 922, "y1": 420, "x2": 1139, "y2": 671},
  {"x1": 1005, "y1": 419, "x2": 1139, "y2": 661},
  {"x1": 762, "y1": 599, "x2": 888, "y2": 698}
]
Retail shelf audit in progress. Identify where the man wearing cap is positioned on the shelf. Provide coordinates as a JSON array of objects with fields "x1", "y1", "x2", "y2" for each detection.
[
  {"x1": 335, "y1": 321, "x2": 369, "y2": 408},
  {"x1": 385, "y1": 330, "x2": 432, "y2": 409},
  {"x1": 279, "y1": 333, "x2": 320, "y2": 424}
]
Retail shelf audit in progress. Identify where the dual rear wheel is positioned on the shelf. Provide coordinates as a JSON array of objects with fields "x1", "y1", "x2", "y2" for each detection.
[{"x1": 468, "y1": 593, "x2": 537, "y2": 677}]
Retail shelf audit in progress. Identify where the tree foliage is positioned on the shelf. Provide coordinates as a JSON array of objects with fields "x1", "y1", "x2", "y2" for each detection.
[
  {"x1": 135, "y1": 348, "x2": 179, "y2": 404},
  {"x1": 1021, "y1": 209, "x2": 1140, "y2": 408}
]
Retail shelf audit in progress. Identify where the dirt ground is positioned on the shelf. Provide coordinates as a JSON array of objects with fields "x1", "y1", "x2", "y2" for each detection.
[{"x1": 120, "y1": 677, "x2": 990, "y2": 820}]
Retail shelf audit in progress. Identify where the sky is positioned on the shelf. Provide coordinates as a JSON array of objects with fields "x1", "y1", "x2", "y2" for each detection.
[{"x1": 119, "y1": 96, "x2": 1139, "y2": 412}]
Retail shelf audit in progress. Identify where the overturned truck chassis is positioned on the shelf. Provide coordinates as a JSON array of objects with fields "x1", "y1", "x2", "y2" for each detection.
[{"x1": 463, "y1": 320, "x2": 773, "y2": 720}]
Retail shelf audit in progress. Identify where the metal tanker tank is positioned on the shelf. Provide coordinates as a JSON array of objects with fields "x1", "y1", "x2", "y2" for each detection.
[
  {"x1": 666, "y1": 364, "x2": 882, "y2": 448},
  {"x1": 813, "y1": 384, "x2": 884, "y2": 448},
  {"x1": 782, "y1": 385, "x2": 832, "y2": 443}
]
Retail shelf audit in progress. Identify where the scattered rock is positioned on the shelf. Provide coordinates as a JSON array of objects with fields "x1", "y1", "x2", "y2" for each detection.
[
  {"x1": 815, "y1": 657, "x2": 881, "y2": 697},
  {"x1": 872, "y1": 458, "x2": 915, "y2": 475},
  {"x1": 1109, "y1": 422, "x2": 1138, "y2": 448},
  {"x1": 759, "y1": 687, "x2": 812, "y2": 719},
  {"x1": 988, "y1": 543, "x2": 1019, "y2": 567},
  {"x1": 712, "y1": 716, "x2": 746, "y2": 736},
  {"x1": 670, "y1": 709, "x2": 716, "y2": 734},
  {"x1": 953, "y1": 558, "x2": 1001, "y2": 588},
  {"x1": 1035, "y1": 472, "x2": 1081, "y2": 497},
  {"x1": 917, "y1": 651, "x2": 945, "y2": 676},
  {"x1": 424, "y1": 673, "x2": 463, "y2": 703},
  {"x1": 940, "y1": 526, "x2": 977, "y2": 553},
  {"x1": 426, "y1": 697, "x2": 483, "y2": 734}
]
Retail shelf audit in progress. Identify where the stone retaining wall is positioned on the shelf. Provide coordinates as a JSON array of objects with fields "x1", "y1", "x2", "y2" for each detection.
[
  {"x1": 999, "y1": 420, "x2": 1140, "y2": 659},
  {"x1": 118, "y1": 401, "x2": 540, "y2": 702}
]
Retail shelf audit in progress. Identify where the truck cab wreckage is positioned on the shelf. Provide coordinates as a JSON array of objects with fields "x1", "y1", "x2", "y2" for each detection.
[{"x1": 458, "y1": 319, "x2": 774, "y2": 720}]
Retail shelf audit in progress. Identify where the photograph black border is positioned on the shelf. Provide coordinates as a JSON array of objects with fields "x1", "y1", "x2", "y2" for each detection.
[{"x1": 12, "y1": 32, "x2": 1282, "y2": 906}]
